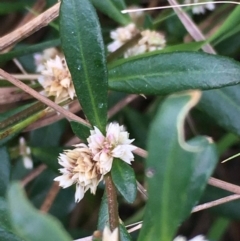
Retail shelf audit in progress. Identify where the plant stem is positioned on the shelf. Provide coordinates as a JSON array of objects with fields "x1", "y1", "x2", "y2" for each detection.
[{"x1": 104, "y1": 173, "x2": 119, "y2": 232}]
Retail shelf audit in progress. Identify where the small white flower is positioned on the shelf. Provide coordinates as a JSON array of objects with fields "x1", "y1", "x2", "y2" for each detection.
[
  {"x1": 184, "y1": 0, "x2": 215, "y2": 14},
  {"x1": 34, "y1": 47, "x2": 60, "y2": 72},
  {"x1": 87, "y1": 123, "x2": 136, "y2": 175},
  {"x1": 107, "y1": 23, "x2": 138, "y2": 53},
  {"x1": 38, "y1": 55, "x2": 76, "y2": 103},
  {"x1": 19, "y1": 137, "x2": 33, "y2": 169},
  {"x1": 102, "y1": 226, "x2": 119, "y2": 241},
  {"x1": 173, "y1": 235, "x2": 208, "y2": 241},
  {"x1": 124, "y1": 29, "x2": 166, "y2": 58},
  {"x1": 54, "y1": 144, "x2": 102, "y2": 202},
  {"x1": 107, "y1": 23, "x2": 166, "y2": 58}
]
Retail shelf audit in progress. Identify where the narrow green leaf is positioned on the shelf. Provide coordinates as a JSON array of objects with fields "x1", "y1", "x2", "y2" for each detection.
[
  {"x1": 7, "y1": 182, "x2": 72, "y2": 241},
  {"x1": 0, "y1": 39, "x2": 60, "y2": 63},
  {"x1": 180, "y1": 137, "x2": 218, "y2": 220},
  {"x1": 108, "y1": 52, "x2": 240, "y2": 95},
  {"x1": 70, "y1": 121, "x2": 91, "y2": 141},
  {"x1": 209, "y1": 5, "x2": 240, "y2": 44},
  {"x1": 198, "y1": 86, "x2": 240, "y2": 136},
  {"x1": 119, "y1": 223, "x2": 133, "y2": 241},
  {"x1": 0, "y1": 197, "x2": 11, "y2": 231},
  {"x1": 138, "y1": 91, "x2": 218, "y2": 241},
  {"x1": 0, "y1": 197, "x2": 23, "y2": 241},
  {"x1": 60, "y1": 0, "x2": 108, "y2": 133},
  {"x1": 111, "y1": 158, "x2": 137, "y2": 203},
  {"x1": 90, "y1": 0, "x2": 131, "y2": 25},
  {"x1": 0, "y1": 147, "x2": 10, "y2": 197},
  {"x1": 97, "y1": 191, "x2": 109, "y2": 230},
  {"x1": 0, "y1": 227, "x2": 23, "y2": 241}
]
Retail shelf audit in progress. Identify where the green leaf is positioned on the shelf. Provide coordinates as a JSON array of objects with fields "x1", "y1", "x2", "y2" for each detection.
[
  {"x1": 0, "y1": 197, "x2": 11, "y2": 231},
  {"x1": 0, "y1": 227, "x2": 23, "y2": 241},
  {"x1": 0, "y1": 197, "x2": 23, "y2": 241},
  {"x1": 119, "y1": 223, "x2": 132, "y2": 241},
  {"x1": 0, "y1": 147, "x2": 10, "y2": 197},
  {"x1": 138, "y1": 91, "x2": 218, "y2": 241},
  {"x1": 97, "y1": 191, "x2": 109, "y2": 230},
  {"x1": 0, "y1": 39, "x2": 60, "y2": 63},
  {"x1": 108, "y1": 52, "x2": 240, "y2": 95},
  {"x1": 90, "y1": 0, "x2": 131, "y2": 25},
  {"x1": 60, "y1": 0, "x2": 108, "y2": 133},
  {"x1": 7, "y1": 182, "x2": 72, "y2": 241},
  {"x1": 111, "y1": 159, "x2": 137, "y2": 203},
  {"x1": 70, "y1": 121, "x2": 91, "y2": 141},
  {"x1": 209, "y1": 5, "x2": 240, "y2": 45},
  {"x1": 198, "y1": 86, "x2": 240, "y2": 136}
]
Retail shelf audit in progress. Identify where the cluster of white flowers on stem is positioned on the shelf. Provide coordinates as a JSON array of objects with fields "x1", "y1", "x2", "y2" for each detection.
[
  {"x1": 184, "y1": 0, "x2": 215, "y2": 14},
  {"x1": 107, "y1": 23, "x2": 166, "y2": 58},
  {"x1": 173, "y1": 235, "x2": 209, "y2": 241},
  {"x1": 54, "y1": 123, "x2": 136, "y2": 202},
  {"x1": 37, "y1": 55, "x2": 76, "y2": 103}
]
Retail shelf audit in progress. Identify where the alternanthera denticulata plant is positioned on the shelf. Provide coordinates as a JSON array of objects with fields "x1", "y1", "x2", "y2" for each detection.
[{"x1": 2, "y1": 0, "x2": 240, "y2": 241}]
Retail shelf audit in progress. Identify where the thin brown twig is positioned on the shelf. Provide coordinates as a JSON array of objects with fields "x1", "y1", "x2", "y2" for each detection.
[
  {"x1": 208, "y1": 177, "x2": 240, "y2": 195},
  {"x1": 0, "y1": 69, "x2": 89, "y2": 126},
  {"x1": 40, "y1": 181, "x2": 61, "y2": 213},
  {"x1": 23, "y1": 100, "x2": 81, "y2": 132},
  {"x1": 0, "y1": 2, "x2": 60, "y2": 51},
  {"x1": 167, "y1": 0, "x2": 216, "y2": 54},
  {"x1": 21, "y1": 164, "x2": 47, "y2": 187},
  {"x1": 0, "y1": 74, "x2": 40, "y2": 80},
  {"x1": 192, "y1": 194, "x2": 240, "y2": 212}
]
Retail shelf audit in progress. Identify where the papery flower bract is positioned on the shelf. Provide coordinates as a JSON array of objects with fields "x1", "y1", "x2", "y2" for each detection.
[
  {"x1": 102, "y1": 226, "x2": 118, "y2": 241},
  {"x1": 184, "y1": 0, "x2": 215, "y2": 14},
  {"x1": 173, "y1": 235, "x2": 209, "y2": 241},
  {"x1": 34, "y1": 47, "x2": 60, "y2": 72},
  {"x1": 124, "y1": 29, "x2": 166, "y2": 58},
  {"x1": 87, "y1": 123, "x2": 136, "y2": 175},
  {"x1": 107, "y1": 23, "x2": 138, "y2": 53},
  {"x1": 54, "y1": 144, "x2": 102, "y2": 202},
  {"x1": 19, "y1": 137, "x2": 33, "y2": 169},
  {"x1": 107, "y1": 23, "x2": 166, "y2": 58},
  {"x1": 38, "y1": 55, "x2": 76, "y2": 103}
]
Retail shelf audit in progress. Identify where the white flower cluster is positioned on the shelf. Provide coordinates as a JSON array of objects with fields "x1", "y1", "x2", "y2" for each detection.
[
  {"x1": 54, "y1": 123, "x2": 136, "y2": 202},
  {"x1": 34, "y1": 47, "x2": 60, "y2": 72},
  {"x1": 37, "y1": 55, "x2": 76, "y2": 103},
  {"x1": 184, "y1": 0, "x2": 215, "y2": 14},
  {"x1": 107, "y1": 23, "x2": 166, "y2": 58},
  {"x1": 173, "y1": 235, "x2": 209, "y2": 241}
]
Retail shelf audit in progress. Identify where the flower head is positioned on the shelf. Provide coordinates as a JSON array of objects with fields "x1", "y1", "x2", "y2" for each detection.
[
  {"x1": 38, "y1": 55, "x2": 75, "y2": 103},
  {"x1": 124, "y1": 29, "x2": 166, "y2": 58},
  {"x1": 54, "y1": 144, "x2": 102, "y2": 202},
  {"x1": 184, "y1": 0, "x2": 215, "y2": 14},
  {"x1": 87, "y1": 123, "x2": 136, "y2": 175},
  {"x1": 107, "y1": 23, "x2": 138, "y2": 53},
  {"x1": 107, "y1": 23, "x2": 166, "y2": 58},
  {"x1": 34, "y1": 47, "x2": 60, "y2": 72}
]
